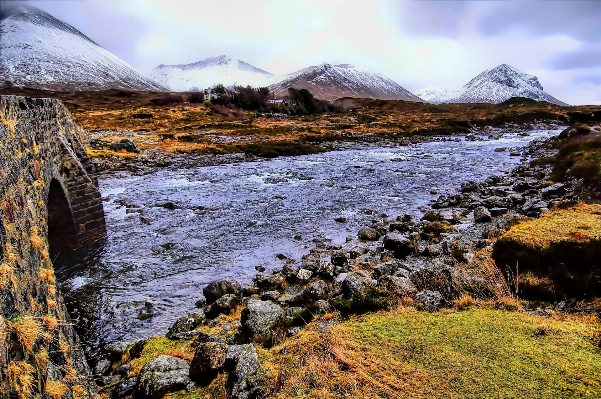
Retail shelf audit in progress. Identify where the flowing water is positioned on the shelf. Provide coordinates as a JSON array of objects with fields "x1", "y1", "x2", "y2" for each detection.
[{"x1": 54, "y1": 128, "x2": 560, "y2": 351}]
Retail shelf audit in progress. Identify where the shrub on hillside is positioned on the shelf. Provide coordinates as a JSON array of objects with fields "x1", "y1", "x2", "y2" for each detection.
[{"x1": 150, "y1": 94, "x2": 184, "y2": 106}]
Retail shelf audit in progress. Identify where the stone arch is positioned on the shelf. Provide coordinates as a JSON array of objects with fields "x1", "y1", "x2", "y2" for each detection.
[{"x1": 47, "y1": 178, "x2": 78, "y2": 262}]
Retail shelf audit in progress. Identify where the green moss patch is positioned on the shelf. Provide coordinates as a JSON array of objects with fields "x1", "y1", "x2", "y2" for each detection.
[{"x1": 493, "y1": 203, "x2": 601, "y2": 300}]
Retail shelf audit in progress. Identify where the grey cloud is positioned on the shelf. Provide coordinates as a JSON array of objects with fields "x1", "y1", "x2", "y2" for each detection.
[
  {"x1": 573, "y1": 74, "x2": 601, "y2": 86},
  {"x1": 548, "y1": 45, "x2": 601, "y2": 70},
  {"x1": 478, "y1": 1, "x2": 601, "y2": 42},
  {"x1": 393, "y1": 1, "x2": 472, "y2": 36}
]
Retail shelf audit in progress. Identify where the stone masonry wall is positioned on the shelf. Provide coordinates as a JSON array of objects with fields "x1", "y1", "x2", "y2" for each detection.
[{"x1": 0, "y1": 95, "x2": 106, "y2": 398}]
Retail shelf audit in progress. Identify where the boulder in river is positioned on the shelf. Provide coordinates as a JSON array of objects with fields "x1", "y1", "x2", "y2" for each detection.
[
  {"x1": 254, "y1": 272, "x2": 286, "y2": 291},
  {"x1": 358, "y1": 227, "x2": 380, "y2": 241},
  {"x1": 225, "y1": 344, "x2": 259, "y2": 391},
  {"x1": 205, "y1": 295, "x2": 240, "y2": 319},
  {"x1": 541, "y1": 183, "x2": 566, "y2": 199},
  {"x1": 378, "y1": 275, "x2": 418, "y2": 298},
  {"x1": 473, "y1": 206, "x2": 492, "y2": 223},
  {"x1": 296, "y1": 268, "x2": 313, "y2": 283},
  {"x1": 331, "y1": 251, "x2": 349, "y2": 267},
  {"x1": 341, "y1": 271, "x2": 375, "y2": 297},
  {"x1": 225, "y1": 344, "x2": 261, "y2": 398},
  {"x1": 203, "y1": 279, "x2": 242, "y2": 304},
  {"x1": 104, "y1": 341, "x2": 130, "y2": 362},
  {"x1": 373, "y1": 261, "x2": 399, "y2": 279},
  {"x1": 166, "y1": 311, "x2": 206, "y2": 340},
  {"x1": 383, "y1": 233, "x2": 414, "y2": 257},
  {"x1": 300, "y1": 280, "x2": 330, "y2": 304},
  {"x1": 111, "y1": 377, "x2": 137, "y2": 399}
]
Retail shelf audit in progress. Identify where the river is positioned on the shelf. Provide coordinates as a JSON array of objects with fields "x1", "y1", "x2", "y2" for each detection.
[{"x1": 54, "y1": 127, "x2": 561, "y2": 351}]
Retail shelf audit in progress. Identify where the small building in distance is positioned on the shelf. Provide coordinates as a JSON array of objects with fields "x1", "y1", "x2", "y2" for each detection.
[{"x1": 267, "y1": 98, "x2": 288, "y2": 107}]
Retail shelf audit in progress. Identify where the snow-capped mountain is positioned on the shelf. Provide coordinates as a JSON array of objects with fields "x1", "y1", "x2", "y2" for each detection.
[
  {"x1": 0, "y1": 4, "x2": 165, "y2": 91},
  {"x1": 415, "y1": 64, "x2": 567, "y2": 105},
  {"x1": 149, "y1": 56, "x2": 274, "y2": 91},
  {"x1": 269, "y1": 63, "x2": 423, "y2": 102}
]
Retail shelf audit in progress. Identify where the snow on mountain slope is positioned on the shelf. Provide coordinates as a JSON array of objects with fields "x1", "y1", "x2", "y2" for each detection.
[
  {"x1": 415, "y1": 64, "x2": 567, "y2": 105},
  {"x1": 149, "y1": 55, "x2": 274, "y2": 91},
  {"x1": 414, "y1": 87, "x2": 449, "y2": 103},
  {"x1": 270, "y1": 63, "x2": 423, "y2": 102},
  {"x1": 0, "y1": 4, "x2": 165, "y2": 91}
]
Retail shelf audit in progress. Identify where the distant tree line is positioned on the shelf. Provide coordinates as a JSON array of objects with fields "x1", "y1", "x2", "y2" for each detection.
[
  {"x1": 206, "y1": 84, "x2": 343, "y2": 115},
  {"x1": 149, "y1": 85, "x2": 343, "y2": 116},
  {"x1": 285, "y1": 88, "x2": 341, "y2": 115}
]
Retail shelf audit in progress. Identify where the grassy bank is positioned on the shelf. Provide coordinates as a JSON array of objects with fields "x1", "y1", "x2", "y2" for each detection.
[
  {"x1": 259, "y1": 307, "x2": 601, "y2": 398},
  {"x1": 105, "y1": 306, "x2": 601, "y2": 399},
  {"x1": 493, "y1": 203, "x2": 601, "y2": 300}
]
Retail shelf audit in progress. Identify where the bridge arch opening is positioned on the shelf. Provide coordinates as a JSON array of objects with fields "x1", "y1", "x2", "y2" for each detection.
[{"x1": 47, "y1": 179, "x2": 78, "y2": 262}]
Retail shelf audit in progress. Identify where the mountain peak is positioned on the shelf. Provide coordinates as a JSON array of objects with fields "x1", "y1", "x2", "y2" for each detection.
[
  {"x1": 149, "y1": 56, "x2": 273, "y2": 91},
  {"x1": 270, "y1": 63, "x2": 422, "y2": 102},
  {"x1": 415, "y1": 65, "x2": 566, "y2": 105},
  {"x1": 0, "y1": 5, "x2": 164, "y2": 90}
]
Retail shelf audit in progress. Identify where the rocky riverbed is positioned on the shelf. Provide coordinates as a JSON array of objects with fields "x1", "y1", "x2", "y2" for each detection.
[{"x1": 53, "y1": 125, "x2": 567, "y2": 354}]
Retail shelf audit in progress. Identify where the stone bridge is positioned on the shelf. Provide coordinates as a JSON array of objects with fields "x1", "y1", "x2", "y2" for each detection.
[{"x1": 0, "y1": 95, "x2": 106, "y2": 398}]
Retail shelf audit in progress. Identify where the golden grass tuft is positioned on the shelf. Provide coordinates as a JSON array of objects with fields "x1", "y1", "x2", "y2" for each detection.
[
  {"x1": 45, "y1": 380, "x2": 69, "y2": 399},
  {"x1": 41, "y1": 314, "x2": 59, "y2": 330},
  {"x1": 72, "y1": 385, "x2": 87, "y2": 399},
  {"x1": 8, "y1": 361, "x2": 36, "y2": 399},
  {"x1": 452, "y1": 295, "x2": 477, "y2": 310},
  {"x1": 0, "y1": 262, "x2": 13, "y2": 290},
  {"x1": 501, "y1": 203, "x2": 601, "y2": 249},
  {"x1": 38, "y1": 267, "x2": 56, "y2": 285},
  {"x1": 494, "y1": 296, "x2": 522, "y2": 311},
  {"x1": 11, "y1": 315, "x2": 41, "y2": 351}
]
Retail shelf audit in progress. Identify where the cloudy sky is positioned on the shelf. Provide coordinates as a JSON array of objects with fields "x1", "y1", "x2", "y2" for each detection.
[{"x1": 10, "y1": 0, "x2": 601, "y2": 104}]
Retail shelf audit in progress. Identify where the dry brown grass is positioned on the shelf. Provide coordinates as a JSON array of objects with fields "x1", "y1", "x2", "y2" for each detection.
[
  {"x1": 452, "y1": 295, "x2": 477, "y2": 310},
  {"x1": 11, "y1": 315, "x2": 41, "y2": 351},
  {"x1": 5, "y1": 87, "x2": 590, "y2": 160},
  {"x1": 8, "y1": 361, "x2": 36, "y2": 399},
  {"x1": 455, "y1": 244, "x2": 512, "y2": 300},
  {"x1": 45, "y1": 380, "x2": 69, "y2": 399}
]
